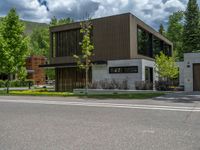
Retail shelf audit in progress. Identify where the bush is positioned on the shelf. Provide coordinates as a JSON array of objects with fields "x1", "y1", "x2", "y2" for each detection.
[
  {"x1": 135, "y1": 81, "x2": 153, "y2": 90},
  {"x1": 0, "y1": 80, "x2": 5, "y2": 88},
  {"x1": 89, "y1": 79, "x2": 129, "y2": 90},
  {"x1": 9, "y1": 80, "x2": 34, "y2": 87},
  {"x1": 155, "y1": 80, "x2": 179, "y2": 91}
]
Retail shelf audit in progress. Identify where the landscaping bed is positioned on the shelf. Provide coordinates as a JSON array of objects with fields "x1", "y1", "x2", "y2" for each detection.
[{"x1": 0, "y1": 89, "x2": 165, "y2": 99}]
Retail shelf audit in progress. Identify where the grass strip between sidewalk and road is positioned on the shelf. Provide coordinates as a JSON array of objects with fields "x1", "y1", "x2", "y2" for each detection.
[{"x1": 0, "y1": 90, "x2": 165, "y2": 99}]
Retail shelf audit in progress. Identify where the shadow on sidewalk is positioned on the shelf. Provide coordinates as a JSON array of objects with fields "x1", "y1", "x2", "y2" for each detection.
[{"x1": 153, "y1": 92, "x2": 200, "y2": 103}]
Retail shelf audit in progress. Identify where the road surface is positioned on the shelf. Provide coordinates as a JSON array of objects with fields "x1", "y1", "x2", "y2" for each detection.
[{"x1": 0, "y1": 93, "x2": 200, "y2": 150}]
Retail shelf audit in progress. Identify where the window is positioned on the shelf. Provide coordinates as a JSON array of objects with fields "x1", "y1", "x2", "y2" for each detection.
[
  {"x1": 137, "y1": 27, "x2": 152, "y2": 57},
  {"x1": 53, "y1": 29, "x2": 83, "y2": 57},
  {"x1": 137, "y1": 26, "x2": 172, "y2": 58},
  {"x1": 109, "y1": 66, "x2": 138, "y2": 74}
]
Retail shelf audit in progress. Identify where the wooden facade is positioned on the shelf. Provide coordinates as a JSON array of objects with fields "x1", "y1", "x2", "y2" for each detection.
[
  {"x1": 46, "y1": 13, "x2": 173, "y2": 91},
  {"x1": 55, "y1": 67, "x2": 92, "y2": 91}
]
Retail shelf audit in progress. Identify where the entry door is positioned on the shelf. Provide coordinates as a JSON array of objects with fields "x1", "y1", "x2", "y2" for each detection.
[
  {"x1": 193, "y1": 64, "x2": 200, "y2": 91},
  {"x1": 145, "y1": 67, "x2": 153, "y2": 83}
]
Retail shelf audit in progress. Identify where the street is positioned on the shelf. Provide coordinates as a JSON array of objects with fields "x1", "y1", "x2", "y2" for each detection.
[{"x1": 0, "y1": 93, "x2": 200, "y2": 150}]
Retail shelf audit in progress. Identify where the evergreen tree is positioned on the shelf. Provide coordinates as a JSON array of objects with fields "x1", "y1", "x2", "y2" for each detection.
[
  {"x1": 159, "y1": 24, "x2": 165, "y2": 35},
  {"x1": 166, "y1": 11, "x2": 184, "y2": 60},
  {"x1": 0, "y1": 8, "x2": 28, "y2": 93},
  {"x1": 183, "y1": 0, "x2": 200, "y2": 53}
]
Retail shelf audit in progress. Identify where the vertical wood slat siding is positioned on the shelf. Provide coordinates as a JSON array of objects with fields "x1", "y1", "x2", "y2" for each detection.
[
  {"x1": 55, "y1": 68, "x2": 92, "y2": 91},
  {"x1": 50, "y1": 14, "x2": 131, "y2": 64},
  {"x1": 93, "y1": 14, "x2": 130, "y2": 61}
]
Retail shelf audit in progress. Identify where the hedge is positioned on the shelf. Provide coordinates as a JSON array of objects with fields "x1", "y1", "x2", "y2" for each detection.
[{"x1": 0, "y1": 80, "x2": 34, "y2": 88}]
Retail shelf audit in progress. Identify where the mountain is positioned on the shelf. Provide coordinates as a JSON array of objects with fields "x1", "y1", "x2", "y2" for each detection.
[
  {"x1": 22, "y1": 20, "x2": 49, "y2": 35},
  {"x1": 0, "y1": 17, "x2": 49, "y2": 35}
]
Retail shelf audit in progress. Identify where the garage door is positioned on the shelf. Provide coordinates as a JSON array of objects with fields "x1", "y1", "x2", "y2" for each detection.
[{"x1": 193, "y1": 64, "x2": 200, "y2": 91}]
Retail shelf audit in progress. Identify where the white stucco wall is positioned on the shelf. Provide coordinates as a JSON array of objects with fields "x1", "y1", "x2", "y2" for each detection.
[
  {"x1": 92, "y1": 59, "x2": 156, "y2": 89},
  {"x1": 183, "y1": 53, "x2": 200, "y2": 91}
]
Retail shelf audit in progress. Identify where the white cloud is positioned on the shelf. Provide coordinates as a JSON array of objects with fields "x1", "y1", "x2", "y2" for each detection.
[{"x1": 0, "y1": 0, "x2": 194, "y2": 29}]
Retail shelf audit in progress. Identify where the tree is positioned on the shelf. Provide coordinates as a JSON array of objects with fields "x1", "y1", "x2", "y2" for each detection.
[
  {"x1": 155, "y1": 52, "x2": 179, "y2": 80},
  {"x1": 73, "y1": 19, "x2": 94, "y2": 95},
  {"x1": 29, "y1": 17, "x2": 73, "y2": 81},
  {"x1": 29, "y1": 27, "x2": 49, "y2": 57},
  {"x1": 182, "y1": 0, "x2": 200, "y2": 53},
  {"x1": 50, "y1": 16, "x2": 73, "y2": 26},
  {"x1": 159, "y1": 24, "x2": 165, "y2": 35},
  {"x1": 0, "y1": 8, "x2": 28, "y2": 93},
  {"x1": 166, "y1": 11, "x2": 184, "y2": 60}
]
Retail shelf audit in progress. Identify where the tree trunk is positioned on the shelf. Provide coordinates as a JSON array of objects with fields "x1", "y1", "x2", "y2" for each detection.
[
  {"x1": 6, "y1": 74, "x2": 10, "y2": 94},
  {"x1": 85, "y1": 58, "x2": 89, "y2": 95}
]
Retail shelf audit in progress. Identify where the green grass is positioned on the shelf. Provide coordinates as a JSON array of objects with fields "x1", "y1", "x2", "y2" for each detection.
[
  {"x1": 85, "y1": 93, "x2": 165, "y2": 99},
  {"x1": 0, "y1": 90, "x2": 165, "y2": 99}
]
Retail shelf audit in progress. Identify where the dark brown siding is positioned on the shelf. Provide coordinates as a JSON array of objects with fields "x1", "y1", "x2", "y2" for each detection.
[
  {"x1": 55, "y1": 68, "x2": 92, "y2": 91},
  {"x1": 193, "y1": 64, "x2": 200, "y2": 91},
  {"x1": 50, "y1": 13, "x2": 131, "y2": 64},
  {"x1": 92, "y1": 14, "x2": 130, "y2": 61}
]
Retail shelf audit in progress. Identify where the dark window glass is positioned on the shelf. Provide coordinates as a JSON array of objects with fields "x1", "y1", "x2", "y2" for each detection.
[
  {"x1": 145, "y1": 67, "x2": 153, "y2": 82},
  {"x1": 153, "y1": 36, "x2": 161, "y2": 57},
  {"x1": 109, "y1": 66, "x2": 138, "y2": 74},
  {"x1": 137, "y1": 27, "x2": 152, "y2": 57},
  {"x1": 137, "y1": 26, "x2": 172, "y2": 58}
]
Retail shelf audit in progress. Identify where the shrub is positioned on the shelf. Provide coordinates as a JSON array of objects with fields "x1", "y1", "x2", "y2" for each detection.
[
  {"x1": 9, "y1": 80, "x2": 34, "y2": 87},
  {"x1": 89, "y1": 79, "x2": 129, "y2": 90},
  {"x1": 135, "y1": 81, "x2": 153, "y2": 90},
  {"x1": 155, "y1": 80, "x2": 179, "y2": 91},
  {"x1": 0, "y1": 80, "x2": 5, "y2": 88}
]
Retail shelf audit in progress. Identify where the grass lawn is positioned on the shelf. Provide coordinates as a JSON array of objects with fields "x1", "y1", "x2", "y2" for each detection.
[{"x1": 0, "y1": 89, "x2": 165, "y2": 99}]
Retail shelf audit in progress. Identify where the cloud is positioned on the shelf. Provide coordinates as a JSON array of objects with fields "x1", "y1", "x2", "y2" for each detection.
[{"x1": 0, "y1": 0, "x2": 197, "y2": 29}]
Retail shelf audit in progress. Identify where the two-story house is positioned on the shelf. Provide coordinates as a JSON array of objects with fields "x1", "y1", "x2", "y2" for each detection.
[{"x1": 41, "y1": 13, "x2": 173, "y2": 91}]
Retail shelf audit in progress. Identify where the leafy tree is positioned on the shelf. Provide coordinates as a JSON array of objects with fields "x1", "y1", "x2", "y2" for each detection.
[
  {"x1": 29, "y1": 17, "x2": 73, "y2": 80},
  {"x1": 0, "y1": 8, "x2": 28, "y2": 93},
  {"x1": 182, "y1": 0, "x2": 200, "y2": 53},
  {"x1": 50, "y1": 16, "x2": 73, "y2": 26},
  {"x1": 73, "y1": 19, "x2": 94, "y2": 95},
  {"x1": 166, "y1": 11, "x2": 184, "y2": 60},
  {"x1": 155, "y1": 52, "x2": 179, "y2": 80},
  {"x1": 159, "y1": 24, "x2": 165, "y2": 35},
  {"x1": 29, "y1": 27, "x2": 49, "y2": 57}
]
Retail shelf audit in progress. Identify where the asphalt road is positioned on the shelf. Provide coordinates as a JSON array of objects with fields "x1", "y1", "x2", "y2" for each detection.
[{"x1": 0, "y1": 93, "x2": 200, "y2": 150}]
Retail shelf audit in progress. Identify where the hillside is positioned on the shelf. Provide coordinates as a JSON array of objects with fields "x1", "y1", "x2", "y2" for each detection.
[
  {"x1": 0, "y1": 17, "x2": 49, "y2": 35},
  {"x1": 22, "y1": 20, "x2": 49, "y2": 35}
]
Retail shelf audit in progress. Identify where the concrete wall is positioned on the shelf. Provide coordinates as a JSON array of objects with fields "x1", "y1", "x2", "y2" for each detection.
[
  {"x1": 92, "y1": 59, "x2": 156, "y2": 89},
  {"x1": 183, "y1": 53, "x2": 200, "y2": 91}
]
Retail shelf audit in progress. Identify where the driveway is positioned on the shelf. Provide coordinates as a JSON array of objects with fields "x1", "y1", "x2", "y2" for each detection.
[
  {"x1": 0, "y1": 92, "x2": 199, "y2": 150},
  {"x1": 154, "y1": 91, "x2": 200, "y2": 103}
]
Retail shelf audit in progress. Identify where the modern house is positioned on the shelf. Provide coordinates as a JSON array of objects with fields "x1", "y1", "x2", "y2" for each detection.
[
  {"x1": 178, "y1": 53, "x2": 200, "y2": 91},
  {"x1": 42, "y1": 13, "x2": 173, "y2": 91}
]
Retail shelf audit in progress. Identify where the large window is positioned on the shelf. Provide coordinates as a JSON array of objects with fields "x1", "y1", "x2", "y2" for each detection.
[
  {"x1": 109, "y1": 66, "x2": 138, "y2": 74},
  {"x1": 52, "y1": 29, "x2": 83, "y2": 57},
  {"x1": 137, "y1": 28, "x2": 153, "y2": 57},
  {"x1": 137, "y1": 26, "x2": 172, "y2": 58}
]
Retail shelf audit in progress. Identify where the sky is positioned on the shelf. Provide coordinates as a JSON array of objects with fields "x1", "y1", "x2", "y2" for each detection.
[{"x1": 0, "y1": 0, "x2": 199, "y2": 29}]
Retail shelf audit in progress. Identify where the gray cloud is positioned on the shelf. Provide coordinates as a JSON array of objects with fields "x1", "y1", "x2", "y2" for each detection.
[{"x1": 0, "y1": 0, "x2": 199, "y2": 29}]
